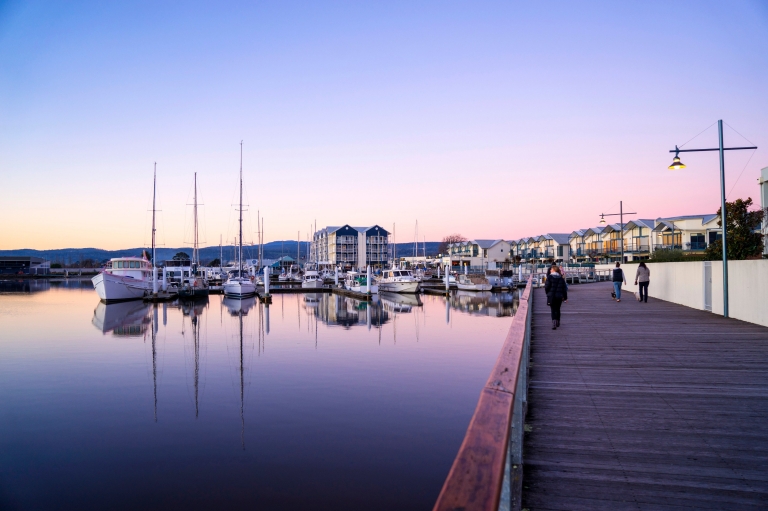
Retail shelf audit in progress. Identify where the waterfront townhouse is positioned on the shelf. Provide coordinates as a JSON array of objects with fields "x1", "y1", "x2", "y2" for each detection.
[
  {"x1": 622, "y1": 219, "x2": 654, "y2": 261},
  {"x1": 569, "y1": 230, "x2": 588, "y2": 262},
  {"x1": 599, "y1": 224, "x2": 624, "y2": 262},
  {"x1": 540, "y1": 233, "x2": 571, "y2": 263},
  {"x1": 582, "y1": 226, "x2": 605, "y2": 262},
  {"x1": 447, "y1": 239, "x2": 512, "y2": 269},
  {"x1": 312, "y1": 224, "x2": 390, "y2": 270},
  {"x1": 652, "y1": 214, "x2": 720, "y2": 254}
]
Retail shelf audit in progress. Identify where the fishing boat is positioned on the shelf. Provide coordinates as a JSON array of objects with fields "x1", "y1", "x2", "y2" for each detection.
[
  {"x1": 223, "y1": 142, "x2": 257, "y2": 298},
  {"x1": 344, "y1": 271, "x2": 378, "y2": 294},
  {"x1": 456, "y1": 273, "x2": 493, "y2": 291},
  {"x1": 378, "y1": 268, "x2": 420, "y2": 293},
  {"x1": 301, "y1": 263, "x2": 324, "y2": 288},
  {"x1": 92, "y1": 255, "x2": 154, "y2": 302}
]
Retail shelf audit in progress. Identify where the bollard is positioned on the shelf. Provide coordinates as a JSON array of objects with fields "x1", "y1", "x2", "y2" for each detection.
[{"x1": 366, "y1": 266, "x2": 371, "y2": 294}]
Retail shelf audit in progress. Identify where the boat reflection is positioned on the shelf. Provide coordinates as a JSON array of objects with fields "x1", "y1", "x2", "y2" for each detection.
[
  {"x1": 380, "y1": 292, "x2": 422, "y2": 313},
  {"x1": 305, "y1": 294, "x2": 390, "y2": 329},
  {"x1": 448, "y1": 290, "x2": 518, "y2": 317},
  {"x1": 91, "y1": 301, "x2": 152, "y2": 336},
  {"x1": 222, "y1": 296, "x2": 257, "y2": 315}
]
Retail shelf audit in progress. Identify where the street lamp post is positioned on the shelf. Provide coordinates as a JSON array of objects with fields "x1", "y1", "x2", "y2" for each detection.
[
  {"x1": 668, "y1": 119, "x2": 757, "y2": 318},
  {"x1": 600, "y1": 201, "x2": 637, "y2": 263}
]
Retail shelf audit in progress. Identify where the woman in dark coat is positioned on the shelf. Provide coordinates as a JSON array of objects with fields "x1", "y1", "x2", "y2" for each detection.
[{"x1": 544, "y1": 264, "x2": 568, "y2": 329}]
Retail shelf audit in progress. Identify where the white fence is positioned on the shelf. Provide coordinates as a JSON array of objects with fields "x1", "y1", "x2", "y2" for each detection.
[{"x1": 596, "y1": 260, "x2": 768, "y2": 327}]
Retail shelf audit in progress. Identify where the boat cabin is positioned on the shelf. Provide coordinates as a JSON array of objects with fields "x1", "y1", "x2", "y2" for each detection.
[{"x1": 107, "y1": 258, "x2": 151, "y2": 280}]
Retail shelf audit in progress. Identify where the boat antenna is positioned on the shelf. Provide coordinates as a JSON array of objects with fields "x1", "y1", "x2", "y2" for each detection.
[
  {"x1": 193, "y1": 172, "x2": 199, "y2": 269},
  {"x1": 152, "y1": 162, "x2": 156, "y2": 269}
]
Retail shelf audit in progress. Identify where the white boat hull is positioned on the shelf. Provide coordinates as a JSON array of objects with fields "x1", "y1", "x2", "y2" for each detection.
[
  {"x1": 301, "y1": 279, "x2": 324, "y2": 289},
  {"x1": 223, "y1": 278, "x2": 257, "y2": 297},
  {"x1": 456, "y1": 282, "x2": 493, "y2": 291},
  {"x1": 92, "y1": 272, "x2": 151, "y2": 302},
  {"x1": 379, "y1": 281, "x2": 420, "y2": 293}
]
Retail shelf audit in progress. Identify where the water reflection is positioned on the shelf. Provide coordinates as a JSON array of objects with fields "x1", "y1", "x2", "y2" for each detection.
[
  {"x1": 92, "y1": 301, "x2": 152, "y2": 336},
  {"x1": 0, "y1": 279, "x2": 51, "y2": 293},
  {"x1": 449, "y1": 290, "x2": 518, "y2": 317},
  {"x1": 308, "y1": 294, "x2": 391, "y2": 329},
  {"x1": 0, "y1": 286, "x2": 519, "y2": 511}
]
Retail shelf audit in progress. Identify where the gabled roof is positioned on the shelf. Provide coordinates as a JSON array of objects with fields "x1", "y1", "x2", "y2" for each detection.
[
  {"x1": 547, "y1": 233, "x2": 571, "y2": 245},
  {"x1": 473, "y1": 239, "x2": 505, "y2": 249},
  {"x1": 584, "y1": 226, "x2": 605, "y2": 237},
  {"x1": 569, "y1": 229, "x2": 587, "y2": 239},
  {"x1": 624, "y1": 219, "x2": 655, "y2": 230},
  {"x1": 601, "y1": 223, "x2": 623, "y2": 234}
]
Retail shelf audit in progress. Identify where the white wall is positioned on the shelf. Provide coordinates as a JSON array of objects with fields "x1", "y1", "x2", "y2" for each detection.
[{"x1": 597, "y1": 260, "x2": 768, "y2": 327}]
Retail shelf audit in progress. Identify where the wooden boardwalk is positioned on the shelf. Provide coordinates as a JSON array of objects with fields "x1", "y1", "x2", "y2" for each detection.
[{"x1": 522, "y1": 282, "x2": 768, "y2": 511}]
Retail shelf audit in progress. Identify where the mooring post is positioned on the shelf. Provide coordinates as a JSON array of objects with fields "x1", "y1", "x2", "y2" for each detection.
[
  {"x1": 264, "y1": 266, "x2": 270, "y2": 296},
  {"x1": 366, "y1": 265, "x2": 371, "y2": 294},
  {"x1": 445, "y1": 264, "x2": 450, "y2": 292},
  {"x1": 335, "y1": 267, "x2": 339, "y2": 286},
  {"x1": 162, "y1": 267, "x2": 168, "y2": 292},
  {"x1": 153, "y1": 267, "x2": 159, "y2": 294}
]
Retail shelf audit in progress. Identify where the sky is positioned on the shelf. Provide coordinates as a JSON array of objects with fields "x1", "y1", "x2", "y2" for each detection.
[{"x1": 1, "y1": 1, "x2": 767, "y2": 250}]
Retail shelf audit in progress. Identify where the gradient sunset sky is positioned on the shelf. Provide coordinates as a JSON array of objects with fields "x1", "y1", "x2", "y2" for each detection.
[{"x1": 1, "y1": 1, "x2": 767, "y2": 250}]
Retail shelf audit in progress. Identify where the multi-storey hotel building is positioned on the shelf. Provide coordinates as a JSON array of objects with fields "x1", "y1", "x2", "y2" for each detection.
[{"x1": 311, "y1": 225, "x2": 390, "y2": 270}]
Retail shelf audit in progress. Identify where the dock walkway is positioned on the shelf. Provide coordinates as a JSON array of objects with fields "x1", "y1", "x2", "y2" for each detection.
[{"x1": 523, "y1": 282, "x2": 768, "y2": 510}]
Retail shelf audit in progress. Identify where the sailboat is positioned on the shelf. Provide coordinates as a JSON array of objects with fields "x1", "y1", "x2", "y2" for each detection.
[
  {"x1": 179, "y1": 172, "x2": 209, "y2": 298},
  {"x1": 223, "y1": 142, "x2": 257, "y2": 298}
]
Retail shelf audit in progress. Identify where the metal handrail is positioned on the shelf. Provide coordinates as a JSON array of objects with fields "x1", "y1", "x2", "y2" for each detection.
[{"x1": 433, "y1": 277, "x2": 533, "y2": 511}]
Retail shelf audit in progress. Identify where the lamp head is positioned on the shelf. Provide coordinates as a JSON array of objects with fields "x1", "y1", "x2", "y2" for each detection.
[
  {"x1": 599, "y1": 214, "x2": 606, "y2": 225},
  {"x1": 668, "y1": 145, "x2": 686, "y2": 170}
]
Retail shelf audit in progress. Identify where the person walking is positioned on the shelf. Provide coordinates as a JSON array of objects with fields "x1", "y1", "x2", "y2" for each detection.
[
  {"x1": 635, "y1": 262, "x2": 650, "y2": 303},
  {"x1": 612, "y1": 262, "x2": 626, "y2": 302},
  {"x1": 545, "y1": 264, "x2": 567, "y2": 329}
]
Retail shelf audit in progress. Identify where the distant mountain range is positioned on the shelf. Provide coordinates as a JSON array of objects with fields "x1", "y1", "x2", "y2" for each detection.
[{"x1": 0, "y1": 241, "x2": 441, "y2": 265}]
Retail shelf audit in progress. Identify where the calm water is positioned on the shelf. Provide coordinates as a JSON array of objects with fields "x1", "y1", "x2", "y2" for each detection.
[{"x1": 0, "y1": 280, "x2": 516, "y2": 511}]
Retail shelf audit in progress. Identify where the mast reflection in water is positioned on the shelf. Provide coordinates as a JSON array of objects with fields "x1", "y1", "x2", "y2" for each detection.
[{"x1": 0, "y1": 286, "x2": 517, "y2": 511}]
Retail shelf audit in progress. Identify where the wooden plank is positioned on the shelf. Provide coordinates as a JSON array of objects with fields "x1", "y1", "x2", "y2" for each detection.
[{"x1": 522, "y1": 281, "x2": 768, "y2": 510}]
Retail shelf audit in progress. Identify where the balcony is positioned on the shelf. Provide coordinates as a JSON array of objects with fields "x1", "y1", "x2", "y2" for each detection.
[
  {"x1": 625, "y1": 242, "x2": 650, "y2": 253},
  {"x1": 653, "y1": 244, "x2": 683, "y2": 251}
]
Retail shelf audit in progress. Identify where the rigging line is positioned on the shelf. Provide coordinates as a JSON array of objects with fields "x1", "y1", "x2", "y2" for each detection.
[
  {"x1": 723, "y1": 121, "x2": 757, "y2": 147},
  {"x1": 679, "y1": 121, "x2": 718, "y2": 149},
  {"x1": 726, "y1": 148, "x2": 758, "y2": 200}
]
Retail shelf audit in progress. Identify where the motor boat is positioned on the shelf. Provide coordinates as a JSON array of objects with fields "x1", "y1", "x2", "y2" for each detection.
[
  {"x1": 378, "y1": 268, "x2": 420, "y2": 293},
  {"x1": 302, "y1": 263, "x2": 324, "y2": 288},
  {"x1": 92, "y1": 256, "x2": 153, "y2": 302},
  {"x1": 344, "y1": 271, "x2": 378, "y2": 294},
  {"x1": 456, "y1": 273, "x2": 493, "y2": 291}
]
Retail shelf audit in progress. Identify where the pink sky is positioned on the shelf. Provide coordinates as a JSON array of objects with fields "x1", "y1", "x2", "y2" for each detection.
[{"x1": 1, "y1": 2, "x2": 766, "y2": 250}]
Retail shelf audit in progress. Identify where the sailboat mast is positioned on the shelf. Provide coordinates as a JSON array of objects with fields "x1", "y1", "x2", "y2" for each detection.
[
  {"x1": 152, "y1": 163, "x2": 156, "y2": 269},
  {"x1": 239, "y1": 141, "x2": 243, "y2": 277},
  {"x1": 193, "y1": 172, "x2": 199, "y2": 268}
]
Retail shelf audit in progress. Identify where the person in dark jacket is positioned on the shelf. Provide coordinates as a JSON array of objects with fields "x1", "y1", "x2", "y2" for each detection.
[
  {"x1": 544, "y1": 264, "x2": 567, "y2": 329},
  {"x1": 612, "y1": 262, "x2": 627, "y2": 302}
]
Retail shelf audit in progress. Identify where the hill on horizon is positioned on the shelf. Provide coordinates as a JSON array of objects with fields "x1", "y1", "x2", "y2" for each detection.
[{"x1": 0, "y1": 241, "x2": 441, "y2": 265}]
